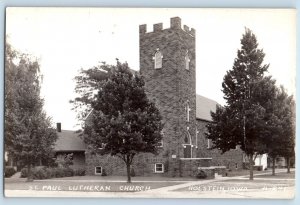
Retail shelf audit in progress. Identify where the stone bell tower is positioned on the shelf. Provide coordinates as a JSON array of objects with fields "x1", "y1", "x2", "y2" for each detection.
[{"x1": 139, "y1": 17, "x2": 197, "y2": 175}]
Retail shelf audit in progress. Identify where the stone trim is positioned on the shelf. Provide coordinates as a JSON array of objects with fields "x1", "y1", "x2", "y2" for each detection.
[
  {"x1": 197, "y1": 167, "x2": 215, "y2": 170},
  {"x1": 180, "y1": 158, "x2": 212, "y2": 160}
]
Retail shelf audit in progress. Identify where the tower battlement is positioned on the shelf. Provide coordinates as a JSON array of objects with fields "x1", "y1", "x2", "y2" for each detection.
[{"x1": 139, "y1": 17, "x2": 195, "y2": 37}]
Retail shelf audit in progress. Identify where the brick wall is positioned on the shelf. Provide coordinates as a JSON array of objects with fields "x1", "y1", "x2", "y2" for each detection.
[
  {"x1": 140, "y1": 17, "x2": 197, "y2": 176},
  {"x1": 196, "y1": 120, "x2": 244, "y2": 170},
  {"x1": 84, "y1": 17, "x2": 244, "y2": 177},
  {"x1": 71, "y1": 152, "x2": 85, "y2": 169},
  {"x1": 180, "y1": 158, "x2": 212, "y2": 177}
]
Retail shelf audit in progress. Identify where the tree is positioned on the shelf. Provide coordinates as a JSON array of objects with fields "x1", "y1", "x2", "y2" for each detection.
[
  {"x1": 75, "y1": 61, "x2": 163, "y2": 183},
  {"x1": 70, "y1": 62, "x2": 114, "y2": 125},
  {"x1": 5, "y1": 42, "x2": 57, "y2": 181},
  {"x1": 206, "y1": 28, "x2": 275, "y2": 180},
  {"x1": 282, "y1": 94, "x2": 296, "y2": 173},
  {"x1": 265, "y1": 86, "x2": 295, "y2": 175}
]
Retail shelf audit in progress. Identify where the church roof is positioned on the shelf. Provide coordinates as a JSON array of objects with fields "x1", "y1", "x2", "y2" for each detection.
[
  {"x1": 196, "y1": 95, "x2": 218, "y2": 121},
  {"x1": 54, "y1": 130, "x2": 86, "y2": 152}
]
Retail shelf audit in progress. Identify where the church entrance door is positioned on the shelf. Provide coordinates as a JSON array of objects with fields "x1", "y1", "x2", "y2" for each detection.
[{"x1": 183, "y1": 144, "x2": 192, "y2": 158}]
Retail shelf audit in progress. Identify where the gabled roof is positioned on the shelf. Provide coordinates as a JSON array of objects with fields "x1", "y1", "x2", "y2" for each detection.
[
  {"x1": 196, "y1": 95, "x2": 218, "y2": 121},
  {"x1": 54, "y1": 130, "x2": 86, "y2": 152}
]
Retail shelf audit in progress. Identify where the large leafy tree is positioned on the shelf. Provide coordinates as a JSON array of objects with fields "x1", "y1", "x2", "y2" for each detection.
[
  {"x1": 206, "y1": 28, "x2": 277, "y2": 180},
  {"x1": 5, "y1": 42, "x2": 57, "y2": 181},
  {"x1": 73, "y1": 62, "x2": 163, "y2": 183},
  {"x1": 265, "y1": 86, "x2": 295, "y2": 175},
  {"x1": 70, "y1": 62, "x2": 113, "y2": 125}
]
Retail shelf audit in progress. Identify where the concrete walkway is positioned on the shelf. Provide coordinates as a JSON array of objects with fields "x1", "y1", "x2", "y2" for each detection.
[{"x1": 142, "y1": 169, "x2": 293, "y2": 193}]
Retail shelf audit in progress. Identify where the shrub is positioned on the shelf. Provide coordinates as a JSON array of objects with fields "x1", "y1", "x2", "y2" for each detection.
[
  {"x1": 20, "y1": 166, "x2": 76, "y2": 179},
  {"x1": 63, "y1": 167, "x2": 74, "y2": 177},
  {"x1": 32, "y1": 167, "x2": 51, "y2": 179},
  {"x1": 254, "y1": 165, "x2": 263, "y2": 171},
  {"x1": 195, "y1": 170, "x2": 207, "y2": 179},
  {"x1": 74, "y1": 168, "x2": 86, "y2": 176},
  {"x1": 51, "y1": 167, "x2": 74, "y2": 178},
  {"x1": 55, "y1": 153, "x2": 73, "y2": 168},
  {"x1": 53, "y1": 167, "x2": 64, "y2": 178},
  {"x1": 243, "y1": 162, "x2": 250, "y2": 170},
  {"x1": 5, "y1": 166, "x2": 16, "y2": 178},
  {"x1": 20, "y1": 168, "x2": 28, "y2": 178}
]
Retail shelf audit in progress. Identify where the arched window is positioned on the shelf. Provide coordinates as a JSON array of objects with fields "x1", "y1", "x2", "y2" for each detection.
[
  {"x1": 184, "y1": 130, "x2": 192, "y2": 144},
  {"x1": 153, "y1": 48, "x2": 163, "y2": 69},
  {"x1": 185, "y1": 50, "x2": 190, "y2": 70}
]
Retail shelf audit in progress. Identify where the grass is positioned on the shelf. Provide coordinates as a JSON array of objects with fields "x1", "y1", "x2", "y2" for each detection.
[
  {"x1": 225, "y1": 169, "x2": 269, "y2": 177},
  {"x1": 35, "y1": 175, "x2": 198, "y2": 182},
  {"x1": 254, "y1": 171, "x2": 295, "y2": 179}
]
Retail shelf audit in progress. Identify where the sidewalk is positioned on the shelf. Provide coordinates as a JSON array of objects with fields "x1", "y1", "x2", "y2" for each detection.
[{"x1": 142, "y1": 169, "x2": 293, "y2": 193}]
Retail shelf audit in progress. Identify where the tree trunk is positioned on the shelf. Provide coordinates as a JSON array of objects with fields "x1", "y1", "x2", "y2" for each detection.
[
  {"x1": 26, "y1": 163, "x2": 33, "y2": 182},
  {"x1": 287, "y1": 157, "x2": 291, "y2": 173},
  {"x1": 249, "y1": 154, "x2": 254, "y2": 180},
  {"x1": 126, "y1": 163, "x2": 131, "y2": 183},
  {"x1": 272, "y1": 156, "x2": 276, "y2": 176}
]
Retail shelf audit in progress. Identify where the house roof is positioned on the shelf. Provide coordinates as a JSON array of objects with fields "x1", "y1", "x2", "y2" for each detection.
[
  {"x1": 196, "y1": 95, "x2": 218, "y2": 121},
  {"x1": 54, "y1": 130, "x2": 86, "y2": 152}
]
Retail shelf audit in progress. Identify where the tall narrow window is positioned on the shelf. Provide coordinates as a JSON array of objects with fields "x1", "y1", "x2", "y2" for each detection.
[
  {"x1": 185, "y1": 50, "x2": 190, "y2": 70},
  {"x1": 153, "y1": 48, "x2": 163, "y2": 69},
  {"x1": 185, "y1": 101, "x2": 191, "y2": 122},
  {"x1": 207, "y1": 139, "x2": 211, "y2": 149},
  {"x1": 195, "y1": 128, "x2": 199, "y2": 149},
  {"x1": 156, "y1": 130, "x2": 164, "y2": 147}
]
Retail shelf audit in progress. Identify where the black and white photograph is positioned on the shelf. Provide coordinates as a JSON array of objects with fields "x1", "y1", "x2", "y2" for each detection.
[{"x1": 4, "y1": 8, "x2": 296, "y2": 198}]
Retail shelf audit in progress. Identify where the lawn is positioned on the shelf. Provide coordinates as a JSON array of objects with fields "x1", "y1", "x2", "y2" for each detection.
[
  {"x1": 225, "y1": 169, "x2": 269, "y2": 177},
  {"x1": 254, "y1": 171, "x2": 295, "y2": 179},
  {"x1": 33, "y1": 175, "x2": 198, "y2": 182}
]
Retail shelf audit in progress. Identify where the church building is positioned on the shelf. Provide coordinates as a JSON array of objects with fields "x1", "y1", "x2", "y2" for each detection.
[{"x1": 55, "y1": 17, "x2": 244, "y2": 177}]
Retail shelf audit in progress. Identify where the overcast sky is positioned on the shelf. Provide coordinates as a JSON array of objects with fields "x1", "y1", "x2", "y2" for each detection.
[{"x1": 6, "y1": 8, "x2": 296, "y2": 130}]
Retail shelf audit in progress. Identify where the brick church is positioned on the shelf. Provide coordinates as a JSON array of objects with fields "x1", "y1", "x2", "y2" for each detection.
[{"x1": 55, "y1": 17, "x2": 244, "y2": 177}]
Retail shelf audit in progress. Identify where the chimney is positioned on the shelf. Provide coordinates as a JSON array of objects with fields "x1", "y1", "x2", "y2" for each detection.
[{"x1": 56, "y1": 123, "x2": 61, "y2": 132}]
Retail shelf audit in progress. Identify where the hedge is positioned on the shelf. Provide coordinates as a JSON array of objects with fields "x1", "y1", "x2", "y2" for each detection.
[
  {"x1": 20, "y1": 167, "x2": 85, "y2": 179},
  {"x1": 195, "y1": 170, "x2": 207, "y2": 179},
  {"x1": 5, "y1": 166, "x2": 16, "y2": 178}
]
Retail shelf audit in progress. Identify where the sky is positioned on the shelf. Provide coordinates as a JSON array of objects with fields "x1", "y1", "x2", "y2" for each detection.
[{"x1": 6, "y1": 8, "x2": 296, "y2": 130}]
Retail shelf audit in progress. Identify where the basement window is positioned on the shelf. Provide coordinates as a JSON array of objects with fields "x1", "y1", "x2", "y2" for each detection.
[
  {"x1": 155, "y1": 163, "x2": 164, "y2": 173},
  {"x1": 95, "y1": 166, "x2": 102, "y2": 175}
]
